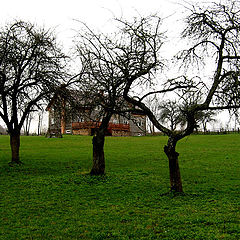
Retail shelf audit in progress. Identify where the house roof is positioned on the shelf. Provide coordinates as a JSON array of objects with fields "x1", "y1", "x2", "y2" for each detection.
[{"x1": 46, "y1": 85, "x2": 146, "y2": 117}]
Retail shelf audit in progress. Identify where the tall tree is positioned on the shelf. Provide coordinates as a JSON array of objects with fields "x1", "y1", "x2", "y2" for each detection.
[
  {"x1": 0, "y1": 20, "x2": 67, "y2": 165},
  {"x1": 74, "y1": 16, "x2": 164, "y2": 175},
  {"x1": 124, "y1": 0, "x2": 240, "y2": 192}
]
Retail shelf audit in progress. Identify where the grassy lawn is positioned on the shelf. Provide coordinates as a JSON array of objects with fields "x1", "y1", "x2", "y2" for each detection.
[{"x1": 0, "y1": 134, "x2": 239, "y2": 239}]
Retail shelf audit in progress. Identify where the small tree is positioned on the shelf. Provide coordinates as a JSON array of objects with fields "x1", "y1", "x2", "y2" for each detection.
[
  {"x1": 195, "y1": 111, "x2": 217, "y2": 133},
  {"x1": 124, "y1": 0, "x2": 240, "y2": 192},
  {"x1": 0, "y1": 20, "x2": 67, "y2": 165},
  {"x1": 74, "y1": 16, "x2": 164, "y2": 175},
  {"x1": 158, "y1": 100, "x2": 186, "y2": 131},
  {"x1": 158, "y1": 98, "x2": 217, "y2": 133}
]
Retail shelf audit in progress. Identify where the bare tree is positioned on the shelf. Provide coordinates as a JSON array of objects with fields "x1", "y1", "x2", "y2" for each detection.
[
  {"x1": 37, "y1": 109, "x2": 45, "y2": 136},
  {"x1": 144, "y1": 95, "x2": 161, "y2": 134},
  {"x1": 158, "y1": 100, "x2": 186, "y2": 131},
  {"x1": 0, "y1": 20, "x2": 67, "y2": 165},
  {"x1": 124, "y1": 1, "x2": 240, "y2": 192},
  {"x1": 74, "y1": 16, "x2": 164, "y2": 175},
  {"x1": 23, "y1": 111, "x2": 34, "y2": 136},
  {"x1": 195, "y1": 111, "x2": 217, "y2": 132}
]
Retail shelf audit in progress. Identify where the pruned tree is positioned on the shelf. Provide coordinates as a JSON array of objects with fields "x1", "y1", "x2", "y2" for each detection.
[
  {"x1": 74, "y1": 15, "x2": 164, "y2": 175},
  {"x1": 124, "y1": 0, "x2": 240, "y2": 192},
  {"x1": 0, "y1": 20, "x2": 67, "y2": 165}
]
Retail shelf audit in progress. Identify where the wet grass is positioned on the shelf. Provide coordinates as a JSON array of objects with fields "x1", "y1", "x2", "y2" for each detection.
[{"x1": 0, "y1": 134, "x2": 239, "y2": 239}]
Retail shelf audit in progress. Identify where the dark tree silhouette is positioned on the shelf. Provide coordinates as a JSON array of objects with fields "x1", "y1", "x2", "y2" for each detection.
[
  {"x1": 124, "y1": 1, "x2": 240, "y2": 192},
  {"x1": 74, "y1": 16, "x2": 164, "y2": 175},
  {"x1": 0, "y1": 20, "x2": 67, "y2": 165}
]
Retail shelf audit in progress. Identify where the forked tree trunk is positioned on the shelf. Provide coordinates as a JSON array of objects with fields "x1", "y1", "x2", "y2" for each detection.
[
  {"x1": 164, "y1": 137, "x2": 183, "y2": 192},
  {"x1": 9, "y1": 131, "x2": 22, "y2": 165},
  {"x1": 90, "y1": 130, "x2": 105, "y2": 175}
]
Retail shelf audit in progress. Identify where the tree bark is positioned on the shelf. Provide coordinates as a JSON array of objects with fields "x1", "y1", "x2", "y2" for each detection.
[
  {"x1": 90, "y1": 130, "x2": 105, "y2": 175},
  {"x1": 9, "y1": 131, "x2": 22, "y2": 165},
  {"x1": 164, "y1": 137, "x2": 183, "y2": 193},
  {"x1": 90, "y1": 112, "x2": 112, "y2": 175}
]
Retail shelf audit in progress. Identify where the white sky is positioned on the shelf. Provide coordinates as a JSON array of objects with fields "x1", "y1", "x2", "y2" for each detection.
[
  {"x1": 0, "y1": 0, "x2": 231, "y2": 132},
  {"x1": 1, "y1": 0, "x2": 180, "y2": 24},
  {"x1": 1, "y1": 0, "x2": 182, "y2": 45}
]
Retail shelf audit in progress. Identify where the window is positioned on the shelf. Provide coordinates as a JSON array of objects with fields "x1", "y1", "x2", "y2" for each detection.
[{"x1": 78, "y1": 117, "x2": 84, "y2": 122}]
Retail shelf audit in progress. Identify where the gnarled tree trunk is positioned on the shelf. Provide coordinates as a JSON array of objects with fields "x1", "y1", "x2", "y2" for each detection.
[
  {"x1": 164, "y1": 137, "x2": 183, "y2": 193},
  {"x1": 90, "y1": 112, "x2": 112, "y2": 175},
  {"x1": 90, "y1": 130, "x2": 105, "y2": 175},
  {"x1": 9, "y1": 130, "x2": 22, "y2": 165}
]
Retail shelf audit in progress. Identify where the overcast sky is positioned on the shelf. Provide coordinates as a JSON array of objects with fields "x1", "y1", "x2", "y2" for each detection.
[
  {"x1": 1, "y1": 0, "x2": 181, "y2": 26},
  {"x1": 1, "y1": 0, "x2": 185, "y2": 50}
]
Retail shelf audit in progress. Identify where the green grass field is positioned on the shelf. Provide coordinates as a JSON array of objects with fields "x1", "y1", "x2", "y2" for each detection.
[{"x1": 0, "y1": 134, "x2": 239, "y2": 239}]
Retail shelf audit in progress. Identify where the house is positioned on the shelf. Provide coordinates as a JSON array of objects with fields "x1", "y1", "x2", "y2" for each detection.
[{"x1": 46, "y1": 87, "x2": 146, "y2": 137}]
